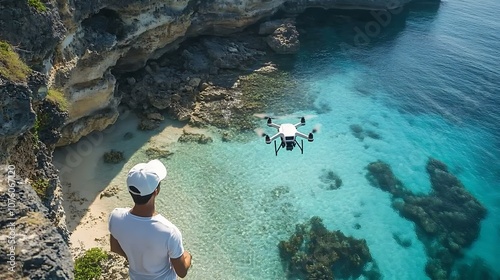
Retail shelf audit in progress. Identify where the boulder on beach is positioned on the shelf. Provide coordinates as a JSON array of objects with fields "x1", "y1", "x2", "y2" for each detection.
[{"x1": 266, "y1": 22, "x2": 300, "y2": 54}]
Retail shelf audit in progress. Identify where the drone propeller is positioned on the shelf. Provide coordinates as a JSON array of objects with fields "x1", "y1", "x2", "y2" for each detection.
[
  {"x1": 312, "y1": 123, "x2": 322, "y2": 134},
  {"x1": 254, "y1": 128, "x2": 272, "y2": 144},
  {"x1": 254, "y1": 128, "x2": 267, "y2": 137},
  {"x1": 253, "y1": 113, "x2": 276, "y2": 120},
  {"x1": 297, "y1": 114, "x2": 317, "y2": 121},
  {"x1": 253, "y1": 113, "x2": 317, "y2": 121}
]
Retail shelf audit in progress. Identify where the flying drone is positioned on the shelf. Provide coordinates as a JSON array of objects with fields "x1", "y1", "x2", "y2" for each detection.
[{"x1": 255, "y1": 114, "x2": 319, "y2": 156}]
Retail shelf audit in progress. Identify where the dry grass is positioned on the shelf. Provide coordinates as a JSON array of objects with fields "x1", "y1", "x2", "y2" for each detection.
[
  {"x1": 47, "y1": 89, "x2": 69, "y2": 111},
  {"x1": 0, "y1": 41, "x2": 30, "y2": 82}
]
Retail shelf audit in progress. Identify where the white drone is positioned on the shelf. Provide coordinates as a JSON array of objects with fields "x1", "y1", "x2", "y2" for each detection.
[{"x1": 255, "y1": 114, "x2": 319, "y2": 156}]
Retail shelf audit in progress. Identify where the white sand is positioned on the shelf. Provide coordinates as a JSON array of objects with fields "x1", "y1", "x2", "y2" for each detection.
[{"x1": 54, "y1": 110, "x2": 210, "y2": 257}]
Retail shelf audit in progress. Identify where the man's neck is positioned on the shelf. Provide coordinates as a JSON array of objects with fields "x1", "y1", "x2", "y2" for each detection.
[{"x1": 130, "y1": 204, "x2": 156, "y2": 217}]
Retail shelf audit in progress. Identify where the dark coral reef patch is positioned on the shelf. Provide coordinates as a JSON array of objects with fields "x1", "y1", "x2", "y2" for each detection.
[
  {"x1": 366, "y1": 158, "x2": 488, "y2": 280},
  {"x1": 319, "y1": 169, "x2": 343, "y2": 190},
  {"x1": 278, "y1": 216, "x2": 380, "y2": 280}
]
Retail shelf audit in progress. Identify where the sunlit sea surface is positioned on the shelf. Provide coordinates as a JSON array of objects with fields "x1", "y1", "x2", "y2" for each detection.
[{"x1": 56, "y1": 0, "x2": 500, "y2": 279}]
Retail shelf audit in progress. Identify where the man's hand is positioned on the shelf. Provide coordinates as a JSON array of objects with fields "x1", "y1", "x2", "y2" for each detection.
[
  {"x1": 170, "y1": 251, "x2": 192, "y2": 278},
  {"x1": 110, "y1": 234, "x2": 128, "y2": 260}
]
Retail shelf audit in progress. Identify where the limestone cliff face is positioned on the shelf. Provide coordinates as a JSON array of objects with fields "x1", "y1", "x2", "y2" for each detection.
[
  {"x1": 0, "y1": 73, "x2": 70, "y2": 278},
  {"x1": 0, "y1": 165, "x2": 73, "y2": 279},
  {"x1": 15, "y1": 0, "x2": 410, "y2": 146},
  {"x1": 0, "y1": 0, "x2": 66, "y2": 66}
]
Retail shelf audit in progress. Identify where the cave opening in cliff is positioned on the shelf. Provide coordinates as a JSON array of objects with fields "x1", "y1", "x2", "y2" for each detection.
[{"x1": 81, "y1": 8, "x2": 126, "y2": 40}]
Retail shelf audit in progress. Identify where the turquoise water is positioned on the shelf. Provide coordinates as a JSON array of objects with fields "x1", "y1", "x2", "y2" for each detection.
[
  {"x1": 159, "y1": 1, "x2": 499, "y2": 279},
  {"x1": 56, "y1": 0, "x2": 500, "y2": 279}
]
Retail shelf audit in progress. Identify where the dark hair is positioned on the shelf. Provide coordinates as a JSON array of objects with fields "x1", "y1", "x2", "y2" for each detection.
[{"x1": 128, "y1": 183, "x2": 160, "y2": 205}]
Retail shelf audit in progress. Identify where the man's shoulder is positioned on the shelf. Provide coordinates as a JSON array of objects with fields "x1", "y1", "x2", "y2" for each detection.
[
  {"x1": 152, "y1": 215, "x2": 181, "y2": 233},
  {"x1": 111, "y1": 207, "x2": 130, "y2": 214},
  {"x1": 109, "y1": 207, "x2": 130, "y2": 219}
]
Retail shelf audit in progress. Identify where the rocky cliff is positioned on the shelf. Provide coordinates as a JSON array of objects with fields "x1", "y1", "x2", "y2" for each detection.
[
  {"x1": 0, "y1": 71, "x2": 70, "y2": 278},
  {"x1": 1, "y1": 0, "x2": 413, "y2": 147},
  {"x1": 0, "y1": 165, "x2": 73, "y2": 279}
]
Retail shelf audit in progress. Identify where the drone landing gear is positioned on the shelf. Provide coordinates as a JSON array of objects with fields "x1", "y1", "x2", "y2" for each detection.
[
  {"x1": 296, "y1": 140, "x2": 304, "y2": 154},
  {"x1": 274, "y1": 139, "x2": 304, "y2": 156}
]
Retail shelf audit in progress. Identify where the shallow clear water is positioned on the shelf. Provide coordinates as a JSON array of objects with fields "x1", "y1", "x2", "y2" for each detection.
[
  {"x1": 169, "y1": 1, "x2": 499, "y2": 278},
  {"x1": 56, "y1": 0, "x2": 500, "y2": 279}
]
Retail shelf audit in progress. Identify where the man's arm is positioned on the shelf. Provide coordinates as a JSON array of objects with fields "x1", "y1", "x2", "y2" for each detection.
[
  {"x1": 110, "y1": 234, "x2": 128, "y2": 260},
  {"x1": 170, "y1": 251, "x2": 192, "y2": 278}
]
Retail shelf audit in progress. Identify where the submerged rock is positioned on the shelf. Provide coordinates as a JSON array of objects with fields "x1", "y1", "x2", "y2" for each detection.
[
  {"x1": 123, "y1": 132, "x2": 134, "y2": 140},
  {"x1": 392, "y1": 232, "x2": 412, "y2": 248},
  {"x1": 350, "y1": 124, "x2": 381, "y2": 141},
  {"x1": 350, "y1": 124, "x2": 364, "y2": 140},
  {"x1": 319, "y1": 169, "x2": 343, "y2": 190},
  {"x1": 278, "y1": 216, "x2": 379, "y2": 280},
  {"x1": 103, "y1": 150, "x2": 124, "y2": 164},
  {"x1": 366, "y1": 158, "x2": 487, "y2": 279},
  {"x1": 145, "y1": 146, "x2": 173, "y2": 159},
  {"x1": 138, "y1": 119, "x2": 160, "y2": 131},
  {"x1": 453, "y1": 257, "x2": 498, "y2": 280},
  {"x1": 177, "y1": 130, "x2": 213, "y2": 144}
]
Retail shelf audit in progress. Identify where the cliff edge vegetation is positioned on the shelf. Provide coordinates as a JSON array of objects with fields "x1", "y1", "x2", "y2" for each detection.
[{"x1": 0, "y1": 41, "x2": 30, "y2": 82}]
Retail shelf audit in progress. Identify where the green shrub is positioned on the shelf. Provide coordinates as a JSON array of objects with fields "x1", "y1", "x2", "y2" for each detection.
[
  {"x1": 74, "y1": 247, "x2": 108, "y2": 280},
  {"x1": 28, "y1": 0, "x2": 47, "y2": 12},
  {"x1": 31, "y1": 178, "x2": 49, "y2": 199},
  {"x1": 47, "y1": 89, "x2": 69, "y2": 111},
  {"x1": 0, "y1": 41, "x2": 31, "y2": 82}
]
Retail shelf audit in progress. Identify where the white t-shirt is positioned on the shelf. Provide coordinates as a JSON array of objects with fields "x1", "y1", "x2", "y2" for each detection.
[{"x1": 108, "y1": 208, "x2": 184, "y2": 280}]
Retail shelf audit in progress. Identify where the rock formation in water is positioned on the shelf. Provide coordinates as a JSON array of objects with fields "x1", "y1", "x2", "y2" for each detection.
[
  {"x1": 279, "y1": 216, "x2": 380, "y2": 279},
  {"x1": 319, "y1": 169, "x2": 343, "y2": 190},
  {"x1": 366, "y1": 158, "x2": 488, "y2": 280}
]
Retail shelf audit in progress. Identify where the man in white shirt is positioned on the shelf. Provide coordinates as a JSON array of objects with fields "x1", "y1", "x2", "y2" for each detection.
[{"x1": 109, "y1": 159, "x2": 192, "y2": 279}]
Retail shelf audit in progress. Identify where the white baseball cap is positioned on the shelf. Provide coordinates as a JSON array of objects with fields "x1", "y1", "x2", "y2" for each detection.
[{"x1": 126, "y1": 159, "x2": 167, "y2": 196}]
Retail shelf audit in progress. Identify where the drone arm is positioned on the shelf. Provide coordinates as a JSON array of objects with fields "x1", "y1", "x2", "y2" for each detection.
[
  {"x1": 267, "y1": 123, "x2": 281, "y2": 129},
  {"x1": 265, "y1": 117, "x2": 281, "y2": 129},
  {"x1": 295, "y1": 132, "x2": 309, "y2": 139},
  {"x1": 294, "y1": 117, "x2": 306, "y2": 128},
  {"x1": 296, "y1": 131, "x2": 314, "y2": 142},
  {"x1": 294, "y1": 122, "x2": 305, "y2": 128},
  {"x1": 267, "y1": 132, "x2": 281, "y2": 144}
]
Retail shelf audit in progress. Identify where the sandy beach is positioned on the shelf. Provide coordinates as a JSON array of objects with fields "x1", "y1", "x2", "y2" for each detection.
[{"x1": 54, "y1": 110, "x2": 211, "y2": 258}]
